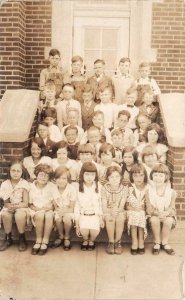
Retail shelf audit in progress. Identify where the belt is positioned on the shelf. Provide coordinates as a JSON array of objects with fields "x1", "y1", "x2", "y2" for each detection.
[{"x1": 81, "y1": 213, "x2": 95, "y2": 216}]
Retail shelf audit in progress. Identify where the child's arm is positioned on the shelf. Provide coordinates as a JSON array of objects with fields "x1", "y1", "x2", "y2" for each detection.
[
  {"x1": 145, "y1": 190, "x2": 159, "y2": 216},
  {"x1": 161, "y1": 190, "x2": 176, "y2": 218},
  {"x1": 15, "y1": 189, "x2": 29, "y2": 209}
]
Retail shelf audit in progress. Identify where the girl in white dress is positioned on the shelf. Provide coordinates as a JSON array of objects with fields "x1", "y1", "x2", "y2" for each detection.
[{"x1": 75, "y1": 162, "x2": 103, "y2": 250}]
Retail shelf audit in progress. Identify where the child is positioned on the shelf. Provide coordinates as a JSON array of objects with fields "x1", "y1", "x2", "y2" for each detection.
[
  {"x1": 94, "y1": 86, "x2": 118, "y2": 129},
  {"x1": 63, "y1": 126, "x2": 79, "y2": 160},
  {"x1": 38, "y1": 80, "x2": 57, "y2": 119},
  {"x1": 75, "y1": 162, "x2": 103, "y2": 250},
  {"x1": 81, "y1": 84, "x2": 97, "y2": 131},
  {"x1": 60, "y1": 108, "x2": 84, "y2": 143},
  {"x1": 87, "y1": 59, "x2": 114, "y2": 103},
  {"x1": 23, "y1": 137, "x2": 52, "y2": 181},
  {"x1": 37, "y1": 121, "x2": 56, "y2": 158},
  {"x1": 135, "y1": 62, "x2": 161, "y2": 104},
  {"x1": 29, "y1": 164, "x2": 59, "y2": 255},
  {"x1": 39, "y1": 49, "x2": 64, "y2": 100},
  {"x1": 114, "y1": 110, "x2": 134, "y2": 147},
  {"x1": 82, "y1": 126, "x2": 102, "y2": 162},
  {"x1": 0, "y1": 159, "x2": 29, "y2": 252},
  {"x1": 42, "y1": 107, "x2": 61, "y2": 142},
  {"x1": 63, "y1": 56, "x2": 86, "y2": 103},
  {"x1": 146, "y1": 163, "x2": 176, "y2": 255},
  {"x1": 137, "y1": 123, "x2": 168, "y2": 164},
  {"x1": 56, "y1": 83, "x2": 82, "y2": 130},
  {"x1": 122, "y1": 146, "x2": 139, "y2": 186},
  {"x1": 141, "y1": 145, "x2": 158, "y2": 182},
  {"x1": 126, "y1": 163, "x2": 148, "y2": 255},
  {"x1": 101, "y1": 166, "x2": 127, "y2": 254},
  {"x1": 52, "y1": 166, "x2": 77, "y2": 250},
  {"x1": 118, "y1": 87, "x2": 139, "y2": 131},
  {"x1": 112, "y1": 57, "x2": 134, "y2": 105},
  {"x1": 139, "y1": 89, "x2": 159, "y2": 123},
  {"x1": 111, "y1": 129, "x2": 124, "y2": 165},
  {"x1": 134, "y1": 113, "x2": 151, "y2": 146}
]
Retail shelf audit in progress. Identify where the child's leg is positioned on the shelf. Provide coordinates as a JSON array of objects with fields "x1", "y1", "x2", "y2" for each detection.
[
  {"x1": 1, "y1": 210, "x2": 14, "y2": 234},
  {"x1": 150, "y1": 216, "x2": 161, "y2": 245},
  {"x1": 115, "y1": 214, "x2": 125, "y2": 242},
  {"x1": 161, "y1": 217, "x2": 174, "y2": 245},
  {"x1": 130, "y1": 226, "x2": 138, "y2": 249},
  {"x1": 34, "y1": 211, "x2": 45, "y2": 244},
  {"x1": 15, "y1": 209, "x2": 27, "y2": 233},
  {"x1": 55, "y1": 219, "x2": 64, "y2": 240},
  {"x1": 80, "y1": 228, "x2": 89, "y2": 241},
  {"x1": 89, "y1": 229, "x2": 100, "y2": 242},
  {"x1": 42, "y1": 211, "x2": 54, "y2": 244},
  {"x1": 105, "y1": 215, "x2": 115, "y2": 243},
  {"x1": 63, "y1": 214, "x2": 73, "y2": 239},
  {"x1": 138, "y1": 227, "x2": 144, "y2": 249}
]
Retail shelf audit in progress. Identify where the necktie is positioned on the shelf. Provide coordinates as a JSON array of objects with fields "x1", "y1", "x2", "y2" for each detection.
[{"x1": 127, "y1": 105, "x2": 134, "y2": 108}]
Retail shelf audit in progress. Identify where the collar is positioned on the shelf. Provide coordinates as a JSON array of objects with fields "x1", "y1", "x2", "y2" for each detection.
[{"x1": 48, "y1": 65, "x2": 61, "y2": 72}]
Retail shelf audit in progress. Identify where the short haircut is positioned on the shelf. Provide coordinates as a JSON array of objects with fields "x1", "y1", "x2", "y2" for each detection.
[
  {"x1": 126, "y1": 86, "x2": 138, "y2": 95},
  {"x1": 49, "y1": 48, "x2": 60, "y2": 57},
  {"x1": 37, "y1": 121, "x2": 49, "y2": 130},
  {"x1": 82, "y1": 84, "x2": 93, "y2": 94},
  {"x1": 34, "y1": 163, "x2": 53, "y2": 180},
  {"x1": 29, "y1": 137, "x2": 45, "y2": 156},
  {"x1": 62, "y1": 83, "x2": 74, "y2": 90},
  {"x1": 145, "y1": 123, "x2": 166, "y2": 144},
  {"x1": 139, "y1": 62, "x2": 151, "y2": 69},
  {"x1": 105, "y1": 165, "x2": 122, "y2": 181},
  {"x1": 119, "y1": 57, "x2": 131, "y2": 64},
  {"x1": 92, "y1": 110, "x2": 104, "y2": 119},
  {"x1": 122, "y1": 146, "x2": 138, "y2": 163},
  {"x1": 77, "y1": 144, "x2": 95, "y2": 157},
  {"x1": 64, "y1": 125, "x2": 78, "y2": 136},
  {"x1": 118, "y1": 109, "x2": 131, "y2": 119},
  {"x1": 150, "y1": 163, "x2": 170, "y2": 182},
  {"x1": 43, "y1": 107, "x2": 57, "y2": 119},
  {"x1": 54, "y1": 166, "x2": 71, "y2": 182},
  {"x1": 55, "y1": 140, "x2": 68, "y2": 151},
  {"x1": 7, "y1": 158, "x2": 23, "y2": 180},
  {"x1": 79, "y1": 162, "x2": 99, "y2": 193},
  {"x1": 99, "y1": 143, "x2": 115, "y2": 158},
  {"x1": 111, "y1": 129, "x2": 123, "y2": 137},
  {"x1": 71, "y1": 55, "x2": 83, "y2": 63},
  {"x1": 141, "y1": 145, "x2": 157, "y2": 162},
  {"x1": 129, "y1": 163, "x2": 148, "y2": 184},
  {"x1": 87, "y1": 126, "x2": 100, "y2": 134},
  {"x1": 94, "y1": 59, "x2": 105, "y2": 65},
  {"x1": 45, "y1": 79, "x2": 56, "y2": 89}
]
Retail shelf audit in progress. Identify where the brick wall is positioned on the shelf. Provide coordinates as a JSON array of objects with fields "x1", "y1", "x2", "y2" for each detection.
[{"x1": 151, "y1": 0, "x2": 185, "y2": 93}]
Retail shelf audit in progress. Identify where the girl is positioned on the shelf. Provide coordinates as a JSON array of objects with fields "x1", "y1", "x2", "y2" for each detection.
[
  {"x1": 29, "y1": 164, "x2": 59, "y2": 255},
  {"x1": 23, "y1": 137, "x2": 52, "y2": 182},
  {"x1": 141, "y1": 145, "x2": 158, "y2": 182},
  {"x1": 101, "y1": 166, "x2": 127, "y2": 255},
  {"x1": 146, "y1": 163, "x2": 176, "y2": 255},
  {"x1": 75, "y1": 162, "x2": 103, "y2": 250},
  {"x1": 122, "y1": 146, "x2": 138, "y2": 186},
  {"x1": 126, "y1": 163, "x2": 148, "y2": 255},
  {"x1": 137, "y1": 123, "x2": 168, "y2": 164},
  {"x1": 52, "y1": 166, "x2": 77, "y2": 250},
  {"x1": 134, "y1": 113, "x2": 151, "y2": 146},
  {"x1": 0, "y1": 159, "x2": 29, "y2": 252}
]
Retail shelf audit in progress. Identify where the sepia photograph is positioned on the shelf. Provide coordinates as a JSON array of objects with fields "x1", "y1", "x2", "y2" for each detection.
[{"x1": 0, "y1": 0, "x2": 185, "y2": 299}]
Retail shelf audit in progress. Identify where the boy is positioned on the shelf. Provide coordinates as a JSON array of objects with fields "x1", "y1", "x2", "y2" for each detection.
[
  {"x1": 87, "y1": 59, "x2": 114, "y2": 103},
  {"x1": 111, "y1": 129, "x2": 124, "y2": 165},
  {"x1": 112, "y1": 57, "x2": 134, "y2": 105},
  {"x1": 135, "y1": 62, "x2": 161, "y2": 105},
  {"x1": 63, "y1": 56, "x2": 86, "y2": 103},
  {"x1": 139, "y1": 89, "x2": 159, "y2": 123},
  {"x1": 85, "y1": 126, "x2": 102, "y2": 162},
  {"x1": 56, "y1": 83, "x2": 82, "y2": 130},
  {"x1": 61, "y1": 108, "x2": 84, "y2": 143},
  {"x1": 42, "y1": 108, "x2": 61, "y2": 142},
  {"x1": 81, "y1": 84, "x2": 97, "y2": 131},
  {"x1": 37, "y1": 121, "x2": 56, "y2": 158},
  {"x1": 63, "y1": 126, "x2": 79, "y2": 160},
  {"x1": 114, "y1": 110, "x2": 134, "y2": 147},
  {"x1": 39, "y1": 49, "x2": 65, "y2": 100},
  {"x1": 94, "y1": 86, "x2": 118, "y2": 129},
  {"x1": 38, "y1": 79, "x2": 57, "y2": 119}
]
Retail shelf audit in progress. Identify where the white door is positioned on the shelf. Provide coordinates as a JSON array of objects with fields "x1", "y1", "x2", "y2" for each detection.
[{"x1": 73, "y1": 17, "x2": 130, "y2": 77}]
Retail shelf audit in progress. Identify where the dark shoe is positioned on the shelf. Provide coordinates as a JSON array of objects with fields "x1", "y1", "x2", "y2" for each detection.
[
  {"x1": 152, "y1": 243, "x2": 160, "y2": 255},
  {"x1": 138, "y1": 248, "x2": 145, "y2": 255},
  {"x1": 114, "y1": 240, "x2": 123, "y2": 255},
  {"x1": 18, "y1": 233, "x2": 27, "y2": 252},
  {"x1": 88, "y1": 242, "x2": 95, "y2": 251},
  {"x1": 81, "y1": 241, "x2": 88, "y2": 251},
  {"x1": 31, "y1": 243, "x2": 41, "y2": 255},
  {"x1": 0, "y1": 233, "x2": 13, "y2": 251},
  {"x1": 38, "y1": 243, "x2": 48, "y2": 256},
  {"x1": 131, "y1": 248, "x2": 138, "y2": 255},
  {"x1": 50, "y1": 238, "x2": 63, "y2": 249},
  {"x1": 106, "y1": 242, "x2": 114, "y2": 255},
  {"x1": 161, "y1": 244, "x2": 175, "y2": 256},
  {"x1": 63, "y1": 239, "x2": 71, "y2": 251}
]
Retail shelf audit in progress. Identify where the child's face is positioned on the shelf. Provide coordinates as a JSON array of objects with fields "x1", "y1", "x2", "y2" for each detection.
[
  {"x1": 44, "y1": 87, "x2": 56, "y2": 101},
  {"x1": 143, "y1": 92, "x2": 154, "y2": 106},
  {"x1": 123, "y1": 152, "x2": 134, "y2": 166},
  {"x1": 83, "y1": 172, "x2": 96, "y2": 185},
  {"x1": 111, "y1": 134, "x2": 123, "y2": 148},
  {"x1": 10, "y1": 163, "x2": 22, "y2": 181},
  {"x1": 138, "y1": 116, "x2": 151, "y2": 131},
  {"x1": 38, "y1": 125, "x2": 49, "y2": 139},
  {"x1": 37, "y1": 171, "x2": 49, "y2": 186},
  {"x1": 119, "y1": 61, "x2": 130, "y2": 75},
  {"x1": 152, "y1": 172, "x2": 166, "y2": 185},
  {"x1": 57, "y1": 148, "x2": 68, "y2": 162},
  {"x1": 143, "y1": 154, "x2": 157, "y2": 168},
  {"x1": 99, "y1": 89, "x2": 112, "y2": 104},
  {"x1": 44, "y1": 117, "x2": 55, "y2": 127},
  {"x1": 132, "y1": 172, "x2": 145, "y2": 187},
  {"x1": 139, "y1": 66, "x2": 150, "y2": 79},
  {"x1": 56, "y1": 173, "x2": 68, "y2": 189},
  {"x1": 49, "y1": 55, "x2": 61, "y2": 68},
  {"x1": 147, "y1": 129, "x2": 159, "y2": 144},
  {"x1": 126, "y1": 92, "x2": 137, "y2": 106},
  {"x1": 62, "y1": 86, "x2": 74, "y2": 100},
  {"x1": 31, "y1": 142, "x2": 42, "y2": 159},
  {"x1": 92, "y1": 115, "x2": 104, "y2": 128},
  {"x1": 79, "y1": 152, "x2": 93, "y2": 164},
  {"x1": 101, "y1": 151, "x2": 113, "y2": 165},
  {"x1": 65, "y1": 129, "x2": 77, "y2": 144},
  {"x1": 82, "y1": 91, "x2": 93, "y2": 103},
  {"x1": 72, "y1": 60, "x2": 83, "y2": 73},
  {"x1": 67, "y1": 112, "x2": 78, "y2": 126},
  {"x1": 117, "y1": 115, "x2": 129, "y2": 129},
  {"x1": 88, "y1": 129, "x2": 100, "y2": 145},
  {"x1": 94, "y1": 62, "x2": 104, "y2": 76},
  {"x1": 108, "y1": 171, "x2": 121, "y2": 187}
]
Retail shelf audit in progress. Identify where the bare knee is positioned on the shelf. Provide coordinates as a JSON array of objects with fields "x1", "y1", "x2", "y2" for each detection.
[
  {"x1": 63, "y1": 214, "x2": 73, "y2": 224},
  {"x1": 150, "y1": 216, "x2": 160, "y2": 226}
]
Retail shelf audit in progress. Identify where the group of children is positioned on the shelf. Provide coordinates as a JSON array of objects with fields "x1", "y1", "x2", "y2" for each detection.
[{"x1": 0, "y1": 49, "x2": 176, "y2": 257}]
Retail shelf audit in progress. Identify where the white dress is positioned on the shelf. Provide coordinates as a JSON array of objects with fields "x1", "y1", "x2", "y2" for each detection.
[{"x1": 23, "y1": 156, "x2": 52, "y2": 180}]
